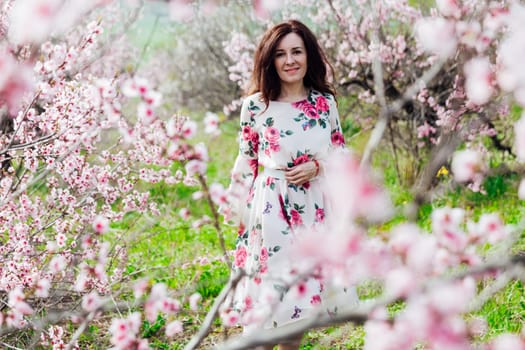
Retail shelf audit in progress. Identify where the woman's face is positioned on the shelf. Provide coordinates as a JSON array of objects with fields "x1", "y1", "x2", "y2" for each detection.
[{"x1": 273, "y1": 32, "x2": 307, "y2": 87}]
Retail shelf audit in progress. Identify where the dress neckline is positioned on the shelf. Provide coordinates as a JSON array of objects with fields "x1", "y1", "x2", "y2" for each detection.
[{"x1": 270, "y1": 89, "x2": 312, "y2": 104}]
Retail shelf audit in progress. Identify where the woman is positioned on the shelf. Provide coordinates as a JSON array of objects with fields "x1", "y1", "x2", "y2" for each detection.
[{"x1": 223, "y1": 19, "x2": 348, "y2": 350}]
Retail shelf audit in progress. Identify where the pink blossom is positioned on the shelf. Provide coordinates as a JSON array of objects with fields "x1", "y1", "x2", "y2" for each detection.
[
  {"x1": 8, "y1": 288, "x2": 33, "y2": 316},
  {"x1": 82, "y1": 291, "x2": 102, "y2": 312},
  {"x1": 417, "y1": 122, "x2": 436, "y2": 139},
  {"x1": 253, "y1": 0, "x2": 282, "y2": 20},
  {"x1": 456, "y1": 21, "x2": 481, "y2": 48},
  {"x1": 476, "y1": 213, "x2": 507, "y2": 244},
  {"x1": 161, "y1": 298, "x2": 181, "y2": 315},
  {"x1": 428, "y1": 278, "x2": 475, "y2": 315},
  {"x1": 145, "y1": 283, "x2": 167, "y2": 322},
  {"x1": 324, "y1": 152, "x2": 393, "y2": 223},
  {"x1": 36, "y1": 278, "x2": 51, "y2": 298},
  {"x1": 193, "y1": 142, "x2": 209, "y2": 161},
  {"x1": 415, "y1": 18, "x2": 457, "y2": 58},
  {"x1": 491, "y1": 333, "x2": 525, "y2": 350},
  {"x1": 133, "y1": 279, "x2": 149, "y2": 299},
  {"x1": 185, "y1": 159, "x2": 206, "y2": 177},
  {"x1": 406, "y1": 236, "x2": 437, "y2": 274},
  {"x1": 179, "y1": 207, "x2": 191, "y2": 219},
  {"x1": 203, "y1": 112, "x2": 220, "y2": 134},
  {"x1": 464, "y1": 56, "x2": 494, "y2": 105},
  {"x1": 109, "y1": 312, "x2": 143, "y2": 349},
  {"x1": 450, "y1": 149, "x2": 484, "y2": 183},
  {"x1": 431, "y1": 207, "x2": 467, "y2": 248},
  {"x1": 0, "y1": 53, "x2": 34, "y2": 115},
  {"x1": 143, "y1": 90, "x2": 162, "y2": 107},
  {"x1": 467, "y1": 316, "x2": 488, "y2": 338},
  {"x1": 138, "y1": 102, "x2": 156, "y2": 125},
  {"x1": 389, "y1": 223, "x2": 421, "y2": 256},
  {"x1": 169, "y1": 0, "x2": 194, "y2": 22},
  {"x1": 209, "y1": 183, "x2": 228, "y2": 206},
  {"x1": 220, "y1": 309, "x2": 240, "y2": 327},
  {"x1": 384, "y1": 267, "x2": 417, "y2": 298},
  {"x1": 8, "y1": 0, "x2": 62, "y2": 44},
  {"x1": 181, "y1": 120, "x2": 198, "y2": 139},
  {"x1": 92, "y1": 215, "x2": 109, "y2": 234},
  {"x1": 436, "y1": 0, "x2": 461, "y2": 19},
  {"x1": 165, "y1": 320, "x2": 183, "y2": 337},
  {"x1": 189, "y1": 292, "x2": 201, "y2": 311},
  {"x1": 49, "y1": 255, "x2": 67, "y2": 273}
]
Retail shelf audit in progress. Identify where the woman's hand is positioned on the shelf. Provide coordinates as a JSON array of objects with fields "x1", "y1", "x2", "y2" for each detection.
[{"x1": 285, "y1": 160, "x2": 319, "y2": 186}]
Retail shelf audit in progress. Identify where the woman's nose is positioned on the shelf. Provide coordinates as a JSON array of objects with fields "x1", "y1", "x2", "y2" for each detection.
[{"x1": 285, "y1": 53, "x2": 295, "y2": 64}]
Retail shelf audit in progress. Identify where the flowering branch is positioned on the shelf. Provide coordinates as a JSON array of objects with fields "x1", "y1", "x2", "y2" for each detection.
[
  {"x1": 184, "y1": 270, "x2": 244, "y2": 350},
  {"x1": 215, "y1": 254, "x2": 525, "y2": 350}
]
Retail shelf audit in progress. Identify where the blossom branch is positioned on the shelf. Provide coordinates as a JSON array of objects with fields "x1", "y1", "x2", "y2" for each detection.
[
  {"x1": 215, "y1": 254, "x2": 525, "y2": 350},
  {"x1": 197, "y1": 173, "x2": 233, "y2": 271},
  {"x1": 184, "y1": 269, "x2": 244, "y2": 350}
]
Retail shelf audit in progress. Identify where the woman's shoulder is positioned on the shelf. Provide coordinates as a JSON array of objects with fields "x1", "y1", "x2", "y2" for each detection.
[
  {"x1": 311, "y1": 89, "x2": 336, "y2": 101},
  {"x1": 242, "y1": 92, "x2": 265, "y2": 106}
]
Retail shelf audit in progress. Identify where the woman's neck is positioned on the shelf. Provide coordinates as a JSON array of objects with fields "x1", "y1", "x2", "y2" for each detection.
[{"x1": 278, "y1": 83, "x2": 308, "y2": 102}]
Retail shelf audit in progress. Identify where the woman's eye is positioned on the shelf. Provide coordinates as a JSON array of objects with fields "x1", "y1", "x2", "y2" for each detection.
[{"x1": 275, "y1": 52, "x2": 285, "y2": 58}]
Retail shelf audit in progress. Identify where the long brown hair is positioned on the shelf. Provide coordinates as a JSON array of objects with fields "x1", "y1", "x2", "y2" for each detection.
[{"x1": 248, "y1": 20, "x2": 336, "y2": 106}]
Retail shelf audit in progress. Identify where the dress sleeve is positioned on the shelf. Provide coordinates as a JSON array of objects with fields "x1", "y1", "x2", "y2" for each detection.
[
  {"x1": 327, "y1": 94, "x2": 346, "y2": 149},
  {"x1": 222, "y1": 97, "x2": 260, "y2": 226},
  {"x1": 317, "y1": 94, "x2": 346, "y2": 177}
]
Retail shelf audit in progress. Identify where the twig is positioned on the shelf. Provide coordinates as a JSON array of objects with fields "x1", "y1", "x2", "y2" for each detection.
[
  {"x1": 65, "y1": 309, "x2": 98, "y2": 350},
  {"x1": 197, "y1": 173, "x2": 233, "y2": 271},
  {"x1": 361, "y1": 58, "x2": 446, "y2": 166},
  {"x1": 184, "y1": 270, "x2": 244, "y2": 350}
]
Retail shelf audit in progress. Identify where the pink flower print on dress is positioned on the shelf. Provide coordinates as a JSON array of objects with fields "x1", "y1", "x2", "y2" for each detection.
[
  {"x1": 290, "y1": 209, "x2": 303, "y2": 226},
  {"x1": 310, "y1": 294, "x2": 321, "y2": 305},
  {"x1": 315, "y1": 207, "x2": 325, "y2": 222},
  {"x1": 249, "y1": 159, "x2": 259, "y2": 177},
  {"x1": 293, "y1": 154, "x2": 310, "y2": 166},
  {"x1": 260, "y1": 247, "x2": 269, "y2": 273},
  {"x1": 315, "y1": 95, "x2": 329, "y2": 113},
  {"x1": 264, "y1": 127, "x2": 280, "y2": 144},
  {"x1": 331, "y1": 130, "x2": 345, "y2": 146},
  {"x1": 293, "y1": 100, "x2": 319, "y2": 119},
  {"x1": 234, "y1": 246, "x2": 248, "y2": 268}
]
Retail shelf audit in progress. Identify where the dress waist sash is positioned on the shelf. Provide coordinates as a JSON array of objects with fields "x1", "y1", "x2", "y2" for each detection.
[{"x1": 261, "y1": 167, "x2": 287, "y2": 179}]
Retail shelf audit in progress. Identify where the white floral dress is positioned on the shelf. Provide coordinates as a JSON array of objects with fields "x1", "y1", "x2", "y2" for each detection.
[{"x1": 226, "y1": 89, "x2": 351, "y2": 330}]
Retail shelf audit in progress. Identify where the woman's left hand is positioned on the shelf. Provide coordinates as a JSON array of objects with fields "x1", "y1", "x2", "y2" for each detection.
[{"x1": 285, "y1": 161, "x2": 318, "y2": 186}]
